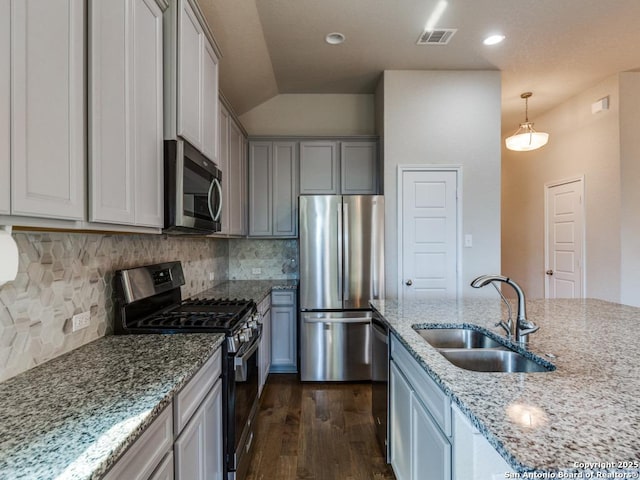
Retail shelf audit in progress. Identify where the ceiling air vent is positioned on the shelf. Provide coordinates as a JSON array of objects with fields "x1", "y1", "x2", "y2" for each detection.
[{"x1": 416, "y1": 28, "x2": 457, "y2": 45}]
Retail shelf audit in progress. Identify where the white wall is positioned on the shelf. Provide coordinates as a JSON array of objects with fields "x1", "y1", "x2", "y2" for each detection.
[
  {"x1": 619, "y1": 72, "x2": 640, "y2": 306},
  {"x1": 380, "y1": 71, "x2": 502, "y2": 298},
  {"x1": 239, "y1": 93, "x2": 375, "y2": 136},
  {"x1": 502, "y1": 75, "x2": 622, "y2": 301}
]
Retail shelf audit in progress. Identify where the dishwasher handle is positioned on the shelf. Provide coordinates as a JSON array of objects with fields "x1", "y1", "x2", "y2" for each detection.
[{"x1": 371, "y1": 319, "x2": 388, "y2": 344}]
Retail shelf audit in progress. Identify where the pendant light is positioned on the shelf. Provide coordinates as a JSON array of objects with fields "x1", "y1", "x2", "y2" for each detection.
[{"x1": 505, "y1": 92, "x2": 549, "y2": 151}]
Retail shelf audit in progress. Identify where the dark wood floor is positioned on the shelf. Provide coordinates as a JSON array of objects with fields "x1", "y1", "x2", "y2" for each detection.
[{"x1": 246, "y1": 374, "x2": 396, "y2": 480}]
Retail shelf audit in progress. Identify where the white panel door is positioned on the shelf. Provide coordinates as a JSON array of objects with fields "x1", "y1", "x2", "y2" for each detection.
[
  {"x1": 545, "y1": 179, "x2": 584, "y2": 298},
  {"x1": 11, "y1": 0, "x2": 85, "y2": 220},
  {"x1": 0, "y1": 0, "x2": 10, "y2": 214},
  {"x1": 401, "y1": 169, "x2": 458, "y2": 299}
]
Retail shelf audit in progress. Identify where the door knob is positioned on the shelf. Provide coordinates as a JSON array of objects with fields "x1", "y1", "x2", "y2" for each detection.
[
  {"x1": 405, "y1": 279, "x2": 413, "y2": 286},
  {"x1": 546, "y1": 270, "x2": 554, "y2": 276}
]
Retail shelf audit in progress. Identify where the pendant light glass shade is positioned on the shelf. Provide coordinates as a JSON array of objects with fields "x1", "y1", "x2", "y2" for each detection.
[
  {"x1": 506, "y1": 93, "x2": 549, "y2": 151},
  {"x1": 505, "y1": 122, "x2": 549, "y2": 151}
]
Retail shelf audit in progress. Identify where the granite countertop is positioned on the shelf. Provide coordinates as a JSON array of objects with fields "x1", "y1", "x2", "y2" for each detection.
[
  {"x1": 0, "y1": 333, "x2": 225, "y2": 480},
  {"x1": 198, "y1": 279, "x2": 298, "y2": 304},
  {"x1": 371, "y1": 298, "x2": 640, "y2": 476}
]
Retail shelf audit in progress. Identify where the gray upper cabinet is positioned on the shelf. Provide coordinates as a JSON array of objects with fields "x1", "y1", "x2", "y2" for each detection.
[
  {"x1": 10, "y1": 0, "x2": 86, "y2": 220},
  {"x1": 300, "y1": 140, "x2": 379, "y2": 195},
  {"x1": 228, "y1": 118, "x2": 246, "y2": 236},
  {"x1": 299, "y1": 141, "x2": 339, "y2": 194},
  {"x1": 249, "y1": 141, "x2": 298, "y2": 238},
  {"x1": 0, "y1": 0, "x2": 9, "y2": 215},
  {"x1": 218, "y1": 102, "x2": 247, "y2": 237},
  {"x1": 341, "y1": 141, "x2": 378, "y2": 194},
  {"x1": 218, "y1": 105, "x2": 230, "y2": 234},
  {"x1": 89, "y1": 0, "x2": 164, "y2": 228},
  {"x1": 165, "y1": 0, "x2": 220, "y2": 163}
]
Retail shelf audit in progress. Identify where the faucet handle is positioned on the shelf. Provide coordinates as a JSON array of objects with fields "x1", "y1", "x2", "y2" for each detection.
[{"x1": 518, "y1": 319, "x2": 539, "y2": 336}]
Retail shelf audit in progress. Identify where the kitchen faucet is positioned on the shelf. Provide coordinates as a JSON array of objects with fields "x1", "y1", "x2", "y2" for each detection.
[{"x1": 470, "y1": 275, "x2": 539, "y2": 347}]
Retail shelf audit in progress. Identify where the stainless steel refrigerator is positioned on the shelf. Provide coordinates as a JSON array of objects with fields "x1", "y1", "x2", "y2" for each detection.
[{"x1": 299, "y1": 195, "x2": 385, "y2": 381}]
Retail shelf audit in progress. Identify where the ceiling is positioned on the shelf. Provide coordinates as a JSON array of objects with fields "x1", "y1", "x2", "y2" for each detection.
[{"x1": 199, "y1": 0, "x2": 640, "y2": 133}]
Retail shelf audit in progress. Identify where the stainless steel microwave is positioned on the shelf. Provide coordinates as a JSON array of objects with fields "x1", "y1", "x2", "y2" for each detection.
[{"x1": 164, "y1": 139, "x2": 222, "y2": 234}]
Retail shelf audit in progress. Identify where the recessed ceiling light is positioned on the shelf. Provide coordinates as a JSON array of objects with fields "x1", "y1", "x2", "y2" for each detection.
[
  {"x1": 325, "y1": 32, "x2": 345, "y2": 45},
  {"x1": 483, "y1": 34, "x2": 505, "y2": 46}
]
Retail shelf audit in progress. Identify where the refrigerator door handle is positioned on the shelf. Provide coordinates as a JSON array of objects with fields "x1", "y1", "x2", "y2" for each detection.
[
  {"x1": 343, "y1": 202, "x2": 350, "y2": 301},
  {"x1": 337, "y1": 202, "x2": 343, "y2": 301},
  {"x1": 303, "y1": 315, "x2": 371, "y2": 324}
]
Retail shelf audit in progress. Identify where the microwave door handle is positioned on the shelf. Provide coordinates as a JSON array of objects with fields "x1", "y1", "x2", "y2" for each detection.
[{"x1": 208, "y1": 178, "x2": 222, "y2": 222}]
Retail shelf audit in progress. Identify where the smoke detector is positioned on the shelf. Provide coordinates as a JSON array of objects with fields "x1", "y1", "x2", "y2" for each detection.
[{"x1": 416, "y1": 28, "x2": 457, "y2": 45}]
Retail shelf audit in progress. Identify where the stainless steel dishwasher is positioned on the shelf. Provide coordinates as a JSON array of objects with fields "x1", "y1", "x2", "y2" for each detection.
[
  {"x1": 371, "y1": 312, "x2": 389, "y2": 461},
  {"x1": 300, "y1": 311, "x2": 372, "y2": 381}
]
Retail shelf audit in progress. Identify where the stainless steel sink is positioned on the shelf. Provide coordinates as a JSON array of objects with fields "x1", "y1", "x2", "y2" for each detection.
[
  {"x1": 413, "y1": 326, "x2": 554, "y2": 373},
  {"x1": 439, "y1": 349, "x2": 553, "y2": 373},
  {"x1": 414, "y1": 327, "x2": 504, "y2": 349}
]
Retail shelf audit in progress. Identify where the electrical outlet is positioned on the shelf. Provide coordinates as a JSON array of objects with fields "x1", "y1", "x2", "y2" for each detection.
[
  {"x1": 252, "y1": 268, "x2": 262, "y2": 275},
  {"x1": 208, "y1": 272, "x2": 215, "y2": 281},
  {"x1": 72, "y1": 312, "x2": 90, "y2": 332}
]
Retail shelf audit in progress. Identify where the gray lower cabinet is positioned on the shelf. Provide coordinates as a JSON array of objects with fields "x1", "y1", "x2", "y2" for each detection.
[
  {"x1": 174, "y1": 379, "x2": 223, "y2": 480},
  {"x1": 270, "y1": 290, "x2": 297, "y2": 373},
  {"x1": 390, "y1": 334, "x2": 514, "y2": 480},
  {"x1": 258, "y1": 295, "x2": 272, "y2": 396},
  {"x1": 390, "y1": 334, "x2": 451, "y2": 480},
  {"x1": 248, "y1": 141, "x2": 298, "y2": 238},
  {"x1": 103, "y1": 405, "x2": 174, "y2": 480},
  {"x1": 299, "y1": 140, "x2": 379, "y2": 195},
  {"x1": 104, "y1": 348, "x2": 223, "y2": 480}
]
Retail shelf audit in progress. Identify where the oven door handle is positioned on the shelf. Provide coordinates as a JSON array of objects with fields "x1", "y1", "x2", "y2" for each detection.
[{"x1": 234, "y1": 333, "x2": 261, "y2": 382}]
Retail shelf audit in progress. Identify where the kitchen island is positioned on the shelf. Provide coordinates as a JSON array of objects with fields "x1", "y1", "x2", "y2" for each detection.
[
  {"x1": 0, "y1": 333, "x2": 224, "y2": 479},
  {"x1": 371, "y1": 298, "x2": 640, "y2": 477}
]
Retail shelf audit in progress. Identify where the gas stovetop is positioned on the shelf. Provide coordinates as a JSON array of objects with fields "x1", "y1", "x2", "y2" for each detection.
[
  {"x1": 131, "y1": 298, "x2": 255, "y2": 332},
  {"x1": 114, "y1": 262, "x2": 258, "y2": 343}
]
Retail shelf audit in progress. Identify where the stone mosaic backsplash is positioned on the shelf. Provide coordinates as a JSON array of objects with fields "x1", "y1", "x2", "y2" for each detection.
[
  {"x1": 0, "y1": 232, "x2": 228, "y2": 382},
  {"x1": 229, "y1": 239, "x2": 299, "y2": 280}
]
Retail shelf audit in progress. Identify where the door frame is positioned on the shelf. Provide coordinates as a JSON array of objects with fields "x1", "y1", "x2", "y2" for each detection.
[
  {"x1": 543, "y1": 175, "x2": 586, "y2": 298},
  {"x1": 397, "y1": 165, "x2": 463, "y2": 299}
]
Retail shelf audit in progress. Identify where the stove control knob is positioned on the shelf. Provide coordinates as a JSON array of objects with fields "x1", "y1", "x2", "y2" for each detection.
[
  {"x1": 238, "y1": 333, "x2": 247, "y2": 343},
  {"x1": 244, "y1": 328, "x2": 253, "y2": 339},
  {"x1": 248, "y1": 320, "x2": 257, "y2": 329}
]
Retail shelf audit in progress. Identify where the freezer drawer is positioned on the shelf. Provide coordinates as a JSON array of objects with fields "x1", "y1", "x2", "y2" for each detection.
[{"x1": 300, "y1": 311, "x2": 372, "y2": 381}]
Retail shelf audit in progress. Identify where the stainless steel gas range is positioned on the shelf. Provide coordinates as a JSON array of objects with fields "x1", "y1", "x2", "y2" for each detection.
[{"x1": 114, "y1": 261, "x2": 260, "y2": 480}]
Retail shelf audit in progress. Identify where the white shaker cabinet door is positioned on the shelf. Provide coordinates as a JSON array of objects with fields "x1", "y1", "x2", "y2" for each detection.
[
  {"x1": 217, "y1": 104, "x2": 229, "y2": 234},
  {"x1": 201, "y1": 40, "x2": 219, "y2": 163},
  {"x1": 0, "y1": 0, "x2": 9, "y2": 214},
  {"x1": 174, "y1": 379, "x2": 223, "y2": 480},
  {"x1": 228, "y1": 118, "x2": 245, "y2": 236},
  {"x1": 177, "y1": 0, "x2": 203, "y2": 150},
  {"x1": 11, "y1": 0, "x2": 85, "y2": 220},
  {"x1": 90, "y1": 0, "x2": 163, "y2": 227},
  {"x1": 132, "y1": 0, "x2": 164, "y2": 227}
]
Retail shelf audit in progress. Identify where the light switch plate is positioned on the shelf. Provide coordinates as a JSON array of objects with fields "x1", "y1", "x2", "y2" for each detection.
[{"x1": 464, "y1": 234, "x2": 473, "y2": 248}]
